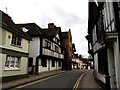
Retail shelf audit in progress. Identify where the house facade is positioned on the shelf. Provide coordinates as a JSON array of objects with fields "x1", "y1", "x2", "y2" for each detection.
[
  {"x1": 71, "y1": 44, "x2": 77, "y2": 69},
  {"x1": 17, "y1": 23, "x2": 64, "y2": 74},
  {"x1": 40, "y1": 23, "x2": 64, "y2": 73},
  {"x1": 0, "y1": 10, "x2": 30, "y2": 82},
  {"x1": 61, "y1": 29, "x2": 72, "y2": 70},
  {"x1": 17, "y1": 23, "x2": 42, "y2": 74},
  {"x1": 87, "y1": 1, "x2": 120, "y2": 89}
]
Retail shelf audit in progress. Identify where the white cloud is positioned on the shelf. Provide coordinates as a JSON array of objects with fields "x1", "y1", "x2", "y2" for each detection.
[{"x1": 0, "y1": 0, "x2": 89, "y2": 58}]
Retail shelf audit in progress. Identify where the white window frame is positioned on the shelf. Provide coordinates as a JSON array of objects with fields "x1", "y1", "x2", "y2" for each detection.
[
  {"x1": 11, "y1": 34, "x2": 22, "y2": 47},
  {"x1": 5, "y1": 55, "x2": 21, "y2": 70}
]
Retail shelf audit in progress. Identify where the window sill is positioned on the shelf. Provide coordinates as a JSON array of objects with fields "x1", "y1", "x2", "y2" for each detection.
[
  {"x1": 11, "y1": 44, "x2": 22, "y2": 48},
  {"x1": 4, "y1": 67, "x2": 21, "y2": 71}
]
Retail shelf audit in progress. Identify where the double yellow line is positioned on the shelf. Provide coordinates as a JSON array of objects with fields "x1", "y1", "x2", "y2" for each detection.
[{"x1": 73, "y1": 72, "x2": 87, "y2": 90}]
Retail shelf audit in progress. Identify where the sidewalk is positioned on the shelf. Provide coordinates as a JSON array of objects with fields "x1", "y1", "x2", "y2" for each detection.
[
  {"x1": 79, "y1": 69, "x2": 102, "y2": 89},
  {"x1": 1, "y1": 70, "x2": 66, "y2": 90}
]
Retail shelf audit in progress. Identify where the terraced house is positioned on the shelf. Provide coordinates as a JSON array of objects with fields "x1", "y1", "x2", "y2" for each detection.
[
  {"x1": 17, "y1": 23, "x2": 64, "y2": 74},
  {"x1": 87, "y1": 1, "x2": 120, "y2": 89},
  {"x1": 0, "y1": 10, "x2": 30, "y2": 82}
]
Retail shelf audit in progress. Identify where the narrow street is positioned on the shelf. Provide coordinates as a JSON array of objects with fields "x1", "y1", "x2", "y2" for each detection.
[{"x1": 13, "y1": 69, "x2": 86, "y2": 89}]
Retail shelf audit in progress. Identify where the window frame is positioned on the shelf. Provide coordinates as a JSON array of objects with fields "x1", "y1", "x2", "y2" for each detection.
[
  {"x1": 44, "y1": 40, "x2": 51, "y2": 49},
  {"x1": 41, "y1": 59, "x2": 47, "y2": 67},
  {"x1": 11, "y1": 34, "x2": 22, "y2": 47},
  {"x1": 5, "y1": 55, "x2": 21, "y2": 70},
  {"x1": 52, "y1": 60, "x2": 55, "y2": 67}
]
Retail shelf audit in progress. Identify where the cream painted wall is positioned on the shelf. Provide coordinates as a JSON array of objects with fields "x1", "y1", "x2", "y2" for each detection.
[
  {"x1": 2, "y1": 54, "x2": 28, "y2": 77},
  {"x1": 0, "y1": 28, "x2": 29, "y2": 53},
  {"x1": 0, "y1": 28, "x2": 2, "y2": 46},
  {"x1": 0, "y1": 27, "x2": 29, "y2": 77},
  {"x1": 0, "y1": 54, "x2": 2, "y2": 78}
]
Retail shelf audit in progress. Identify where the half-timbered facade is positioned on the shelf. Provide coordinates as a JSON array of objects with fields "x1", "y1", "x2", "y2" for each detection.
[
  {"x1": 17, "y1": 23, "x2": 64, "y2": 74},
  {"x1": 40, "y1": 23, "x2": 64, "y2": 72},
  {"x1": 87, "y1": 1, "x2": 120, "y2": 89}
]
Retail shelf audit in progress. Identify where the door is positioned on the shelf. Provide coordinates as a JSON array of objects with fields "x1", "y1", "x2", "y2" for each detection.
[{"x1": 108, "y1": 45, "x2": 117, "y2": 88}]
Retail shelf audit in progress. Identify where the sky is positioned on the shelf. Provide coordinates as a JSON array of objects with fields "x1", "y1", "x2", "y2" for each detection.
[{"x1": 0, "y1": 0, "x2": 89, "y2": 58}]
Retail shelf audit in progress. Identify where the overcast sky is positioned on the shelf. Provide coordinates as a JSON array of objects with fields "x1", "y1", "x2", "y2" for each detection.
[{"x1": 0, "y1": 0, "x2": 89, "y2": 58}]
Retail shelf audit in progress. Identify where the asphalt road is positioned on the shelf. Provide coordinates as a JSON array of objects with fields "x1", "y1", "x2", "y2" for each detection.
[{"x1": 15, "y1": 69, "x2": 86, "y2": 89}]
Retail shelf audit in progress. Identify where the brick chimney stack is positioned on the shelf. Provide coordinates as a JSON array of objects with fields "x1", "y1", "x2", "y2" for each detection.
[{"x1": 48, "y1": 23, "x2": 55, "y2": 29}]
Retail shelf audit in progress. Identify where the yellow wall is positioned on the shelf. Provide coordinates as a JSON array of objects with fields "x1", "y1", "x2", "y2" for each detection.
[
  {"x1": 0, "y1": 54, "x2": 2, "y2": 77},
  {"x1": 0, "y1": 27, "x2": 29, "y2": 77},
  {"x1": 0, "y1": 27, "x2": 29, "y2": 53},
  {"x1": 1, "y1": 53, "x2": 28, "y2": 77}
]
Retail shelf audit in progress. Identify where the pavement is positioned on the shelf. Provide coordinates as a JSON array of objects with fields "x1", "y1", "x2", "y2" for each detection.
[
  {"x1": 79, "y1": 69, "x2": 102, "y2": 90},
  {"x1": 1, "y1": 69, "x2": 102, "y2": 90}
]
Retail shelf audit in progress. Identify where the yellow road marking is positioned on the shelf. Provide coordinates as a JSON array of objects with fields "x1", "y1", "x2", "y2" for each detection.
[{"x1": 73, "y1": 72, "x2": 87, "y2": 90}]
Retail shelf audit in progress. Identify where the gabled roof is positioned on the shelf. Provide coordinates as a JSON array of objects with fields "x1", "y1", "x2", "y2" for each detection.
[
  {"x1": 0, "y1": 10, "x2": 31, "y2": 40},
  {"x1": 41, "y1": 27, "x2": 61, "y2": 40},
  {"x1": 0, "y1": 10, "x2": 15, "y2": 29},
  {"x1": 17, "y1": 23, "x2": 42, "y2": 37}
]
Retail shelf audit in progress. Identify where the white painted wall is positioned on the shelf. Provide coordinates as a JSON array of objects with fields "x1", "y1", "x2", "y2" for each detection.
[
  {"x1": 29, "y1": 37, "x2": 40, "y2": 57},
  {"x1": 38, "y1": 59, "x2": 48, "y2": 72},
  {"x1": 94, "y1": 53, "x2": 106, "y2": 84},
  {"x1": 107, "y1": 43, "x2": 117, "y2": 88},
  {"x1": 38, "y1": 59, "x2": 62, "y2": 73},
  {"x1": 113, "y1": 37, "x2": 120, "y2": 89}
]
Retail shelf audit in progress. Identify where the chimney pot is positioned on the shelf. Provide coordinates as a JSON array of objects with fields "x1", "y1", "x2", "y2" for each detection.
[{"x1": 48, "y1": 23, "x2": 54, "y2": 29}]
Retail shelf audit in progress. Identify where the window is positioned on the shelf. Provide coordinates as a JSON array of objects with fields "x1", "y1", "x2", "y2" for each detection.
[
  {"x1": 61, "y1": 49, "x2": 65, "y2": 54},
  {"x1": 52, "y1": 60, "x2": 55, "y2": 67},
  {"x1": 28, "y1": 58, "x2": 33, "y2": 67},
  {"x1": 70, "y1": 47, "x2": 72, "y2": 52},
  {"x1": 5, "y1": 55, "x2": 21, "y2": 69},
  {"x1": 55, "y1": 45, "x2": 59, "y2": 53},
  {"x1": 98, "y1": 48, "x2": 106, "y2": 74},
  {"x1": 44, "y1": 40, "x2": 51, "y2": 49},
  {"x1": 11, "y1": 35, "x2": 22, "y2": 46},
  {"x1": 41, "y1": 59, "x2": 47, "y2": 67},
  {"x1": 59, "y1": 61, "x2": 61, "y2": 67}
]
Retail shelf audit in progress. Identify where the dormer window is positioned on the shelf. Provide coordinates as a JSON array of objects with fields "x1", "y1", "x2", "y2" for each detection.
[
  {"x1": 11, "y1": 34, "x2": 22, "y2": 47},
  {"x1": 22, "y1": 27, "x2": 29, "y2": 33}
]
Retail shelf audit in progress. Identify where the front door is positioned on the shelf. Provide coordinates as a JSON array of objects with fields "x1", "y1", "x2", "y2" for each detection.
[{"x1": 108, "y1": 45, "x2": 117, "y2": 88}]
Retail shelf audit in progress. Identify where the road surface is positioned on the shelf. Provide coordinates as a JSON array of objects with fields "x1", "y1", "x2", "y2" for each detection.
[{"x1": 15, "y1": 69, "x2": 86, "y2": 89}]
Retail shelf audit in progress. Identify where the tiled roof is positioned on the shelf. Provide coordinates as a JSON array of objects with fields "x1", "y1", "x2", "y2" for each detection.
[
  {"x1": 41, "y1": 27, "x2": 61, "y2": 40},
  {"x1": 0, "y1": 10, "x2": 14, "y2": 28},
  {"x1": 17, "y1": 23, "x2": 42, "y2": 37},
  {"x1": 0, "y1": 10, "x2": 31, "y2": 40}
]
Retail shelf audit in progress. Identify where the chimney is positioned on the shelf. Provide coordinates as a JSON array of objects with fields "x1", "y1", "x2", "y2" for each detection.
[
  {"x1": 48, "y1": 23, "x2": 55, "y2": 29},
  {"x1": 69, "y1": 29, "x2": 71, "y2": 32}
]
